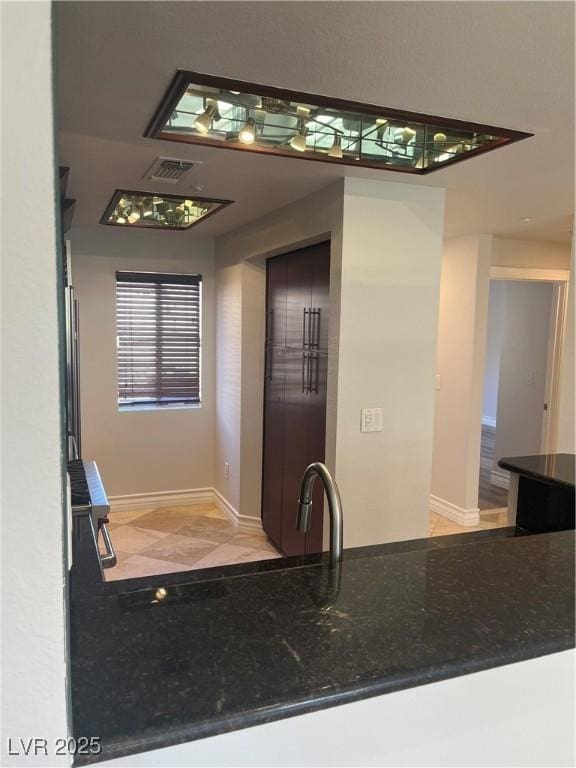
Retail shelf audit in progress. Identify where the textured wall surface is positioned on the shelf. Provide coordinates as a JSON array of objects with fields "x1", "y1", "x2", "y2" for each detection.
[{"x1": 1, "y1": 2, "x2": 69, "y2": 763}]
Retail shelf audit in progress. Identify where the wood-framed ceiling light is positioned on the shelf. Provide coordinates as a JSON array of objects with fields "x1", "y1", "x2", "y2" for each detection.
[
  {"x1": 100, "y1": 190, "x2": 232, "y2": 231},
  {"x1": 145, "y1": 70, "x2": 533, "y2": 174}
]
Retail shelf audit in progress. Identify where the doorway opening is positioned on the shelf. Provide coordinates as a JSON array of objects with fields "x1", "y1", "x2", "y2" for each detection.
[{"x1": 479, "y1": 273, "x2": 568, "y2": 514}]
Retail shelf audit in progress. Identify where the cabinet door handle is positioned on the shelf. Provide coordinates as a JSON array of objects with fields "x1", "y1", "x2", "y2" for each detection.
[
  {"x1": 266, "y1": 309, "x2": 273, "y2": 345},
  {"x1": 303, "y1": 308, "x2": 309, "y2": 348},
  {"x1": 310, "y1": 308, "x2": 321, "y2": 349},
  {"x1": 302, "y1": 351, "x2": 308, "y2": 393}
]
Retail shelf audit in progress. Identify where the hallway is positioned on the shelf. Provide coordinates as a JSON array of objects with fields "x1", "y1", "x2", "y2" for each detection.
[{"x1": 478, "y1": 424, "x2": 509, "y2": 511}]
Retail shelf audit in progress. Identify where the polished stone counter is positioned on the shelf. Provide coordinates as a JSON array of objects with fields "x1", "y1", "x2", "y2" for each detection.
[
  {"x1": 498, "y1": 453, "x2": 575, "y2": 488},
  {"x1": 70, "y1": 519, "x2": 574, "y2": 765}
]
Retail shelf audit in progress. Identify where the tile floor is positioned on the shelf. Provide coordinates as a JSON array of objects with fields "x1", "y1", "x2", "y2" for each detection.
[
  {"x1": 103, "y1": 503, "x2": 282, "y2": 582},
  {"x1": 103, "y1": 503, "x2": 511, "y2": 581}
]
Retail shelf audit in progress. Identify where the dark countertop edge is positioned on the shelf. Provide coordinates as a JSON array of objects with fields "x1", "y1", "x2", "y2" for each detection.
[
  {"x1": 498, "y1": 454, "x2": 575, "y2": 489},
  {"x1": 76, "y1": 638, "x2": 574, "y2": 767},
  {"x1": 72, "y1": 524, "x2": 525, "y2": 604}
]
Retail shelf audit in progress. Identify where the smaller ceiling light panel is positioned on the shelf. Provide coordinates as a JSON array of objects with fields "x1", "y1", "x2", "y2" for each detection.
[
  {"x1": 146, "y1": 71, "x2": 532, "y2": 174},
  {"x1": 101, "y1": 190, "x2": 232, "y2": 230}
]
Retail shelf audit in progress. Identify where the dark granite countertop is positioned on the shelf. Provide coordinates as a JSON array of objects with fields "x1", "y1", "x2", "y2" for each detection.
[
  {"x1": 498, "y1": 453, "x2": 575, "y2": 488},
  {"x1": 70, "y1": 519, "x2": 574, "y2": 765}
]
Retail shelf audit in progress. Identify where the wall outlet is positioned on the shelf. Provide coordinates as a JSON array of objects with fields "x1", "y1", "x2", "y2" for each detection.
[
  {"x1": 361, "y1": 407, "x2": 383, "y2": 433},
  {"x1": 435, "y1": 374, "x2": 441, "y2": 391},
  {"x1": 224, "y1": 462, "x2": 230, "y2": 480}
]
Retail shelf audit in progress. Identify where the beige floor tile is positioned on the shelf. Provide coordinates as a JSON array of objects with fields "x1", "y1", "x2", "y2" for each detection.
[
  {"x1": 132, "y1": 507, "x2": 204, "y2": 534},
  {"x1": 109, "y1": 508, "x2": 154, "y2": 525},
  {"x1": 203, "y1": 507, "x2": 228, "y2": 520},
  {"x1": 106, "y1": 525, "x2": 171, "y2": 554},
  {"x1": 192, "y1": 542, "x2": 259, "y2": 570},
  {"x1": 105, "y1": 503, "x2": 282, "y2": 578},
  {"x1": 174, "y1": 518, "x2": 236, "y2": 544},
  {"x1": 141, "y1": 533, "x2": 218, "y2": 565}
]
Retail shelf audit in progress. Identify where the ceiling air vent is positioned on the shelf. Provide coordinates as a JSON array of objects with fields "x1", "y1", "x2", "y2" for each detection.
[{"x1": 144, "y1": 157, "x2": 195, "y2": 184}]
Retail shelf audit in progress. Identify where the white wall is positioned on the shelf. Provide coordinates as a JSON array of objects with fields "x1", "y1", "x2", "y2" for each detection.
[
  {"x1": 482, "y1": 282, "x2": 505, "y2": 426},
  {"x1": 72, "y1": 226, "x2": 215, "y2": 496},
  {"x1": 337, "y1": 178, "x2": 445, "y2": 546},
  {"x1": 492, "y1": 237, "x2": 571, "y2": 270},
  {"x1": 1, "y1": 2, "x2": 69, "y2": 763},
  {"x1": 431, "y1": 235, "x2": 492, "y2": 518},
  {"x1": 102, "y1": 651, "x2": 575, "y2": 768},
  {"x1": 493, "y1": 281, "x2": 554, "y2": 464},
  {"x1": 557, "y1": 235, "x2": 575, "y2": 453}
]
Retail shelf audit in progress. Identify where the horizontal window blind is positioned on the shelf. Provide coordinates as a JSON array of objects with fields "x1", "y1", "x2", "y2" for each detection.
[{"x1": 116, "y1": 271, "x2": 201, "y2": 407}]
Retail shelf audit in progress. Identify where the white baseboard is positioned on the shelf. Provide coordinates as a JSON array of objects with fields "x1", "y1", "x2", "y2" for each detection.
[
  {"x1": 109, "y1": 487, "x2": 214, "y2": 512},
  {"x1": 490, "y1": 470, "x2": 510, "y2": 490},
  {"x1": 212, "y1": 489, "x2": 263, "y2": 532},
  {"x1": 481, "y1": 415, "x2": 497, "y2": 428},
  {"x1": 109, "y1": 487, "x2": 263, "y2": 533},
  {"x1": 430, "y1": 495, "x2": 480, "y2": 526}
]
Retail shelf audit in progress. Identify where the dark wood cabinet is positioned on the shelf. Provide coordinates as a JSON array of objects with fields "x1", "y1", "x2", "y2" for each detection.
[{"x1": 262, "y1": 242, "x2": 330, "y2": 556}]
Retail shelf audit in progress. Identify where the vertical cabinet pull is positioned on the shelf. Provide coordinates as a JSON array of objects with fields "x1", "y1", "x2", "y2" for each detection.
[
  {"x1": 308, "y1": 308, "x2": 321, "y2": 349},
  {"x1": 266, "y1": 309, "x2": 274, "y2": 345}
]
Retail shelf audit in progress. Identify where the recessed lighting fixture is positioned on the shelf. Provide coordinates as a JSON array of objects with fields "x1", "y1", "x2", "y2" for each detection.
[
  {"x1": 327, "y1": 133, "x2": 343, "y2": 159},
  {"x1": 521, "y1": 217, "x2": 533, "y2": 224},
  {"x1": 239, "y1": 117, "x2": 256, "y2": 144},
  {"x1": 100, "y1": 190, "x2": 233, "y2": 231},
  {"x1": 290, "y1": 121, "x2": 308, "y2": 152},
  {"x1": 146, "y1": 71, "x2": 533, "y2": 174},
  {"x1": 194, "y1": 103, "x2": 218, "y2": 134}
]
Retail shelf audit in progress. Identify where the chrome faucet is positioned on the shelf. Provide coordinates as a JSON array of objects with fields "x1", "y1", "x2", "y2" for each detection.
[{"x1": 297, "y1": 462, "x2": 343, "y2": 566}]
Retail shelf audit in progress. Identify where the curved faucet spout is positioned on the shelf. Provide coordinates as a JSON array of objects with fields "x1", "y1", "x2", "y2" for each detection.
[{"x1": 297, "y1": 462, "x2": 343, "y2": 566}]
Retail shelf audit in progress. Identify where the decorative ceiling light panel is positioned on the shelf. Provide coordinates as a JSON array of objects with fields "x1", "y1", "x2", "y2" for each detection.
[
  {"x1": 100, "y1": 190, "x2": 232, "y2": 230},
  {"x1": 146, "y1": 71, "x2": 532, "y2": 174}
]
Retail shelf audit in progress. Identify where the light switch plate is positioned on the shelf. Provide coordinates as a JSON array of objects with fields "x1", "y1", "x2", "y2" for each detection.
[{"x1": 361, "y1": 407, "x2": 383, "y2": 433}]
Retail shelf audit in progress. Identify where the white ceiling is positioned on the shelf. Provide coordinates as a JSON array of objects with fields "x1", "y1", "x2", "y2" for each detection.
[{"x1": 57, "y1": 1, "x2": 574, "y2": 243}]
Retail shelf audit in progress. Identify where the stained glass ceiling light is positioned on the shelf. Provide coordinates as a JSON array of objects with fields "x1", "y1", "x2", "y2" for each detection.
[
  {"x1": 100, "y1": 190, "x2": 232, "y2": 231},
  {"x1": 146, "y1": 71, "x2": 532, "y2": 174}
]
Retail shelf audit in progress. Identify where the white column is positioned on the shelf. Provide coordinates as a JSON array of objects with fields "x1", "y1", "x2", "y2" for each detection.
[
  {"x1": 337, "y1": 178, "x2": 446, "y2": 546},
  {"x1": 1, "y1": 1, "x2": 69, "y2": 764}
]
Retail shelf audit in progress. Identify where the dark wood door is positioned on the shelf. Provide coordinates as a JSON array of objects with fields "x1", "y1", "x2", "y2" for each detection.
[
  {"x1": 262, "y1": 242, "x2": 330, "y2": 556},
  {"x1": 266, "y1": 254, "x2": 287, "y2": 348},
  {"x1": 285, "y1": 250, "x2": 312, "y2": 350}
]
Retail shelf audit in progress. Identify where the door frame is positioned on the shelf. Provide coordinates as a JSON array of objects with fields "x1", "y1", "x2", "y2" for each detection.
[{"x1": 487, "y1": 266, "x2": 569, "y2": 455}]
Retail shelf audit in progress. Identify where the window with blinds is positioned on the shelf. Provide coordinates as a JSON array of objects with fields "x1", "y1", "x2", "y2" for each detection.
[{"x1": 116, "y1": 271, "x2": 201, "y2": 408}]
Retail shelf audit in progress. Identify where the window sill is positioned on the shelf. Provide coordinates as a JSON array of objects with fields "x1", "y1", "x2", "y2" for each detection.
[{"x1": 118, "y1": 403, "x2": 202, "y2": 413}]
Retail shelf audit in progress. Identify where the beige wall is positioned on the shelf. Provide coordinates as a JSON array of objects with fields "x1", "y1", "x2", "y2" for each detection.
[
  {"x1": 431, "y1": 235, "x2": 492, "y2": 515},
  {"x1": 1, "y1": 2, "x2": 69, "y2": 762},
  {"x1": 338, "y1": 179, "x2": 445, "y2": 545},
  {"x1": 492, "y1": 237, "x2": 571, "y2": 269},
  {"x1": 72, "y1": 226, "x2": 215, "y2": 496},
  {"x1": 557, "y1": 235, "x2": 575, "y2": 452}
]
